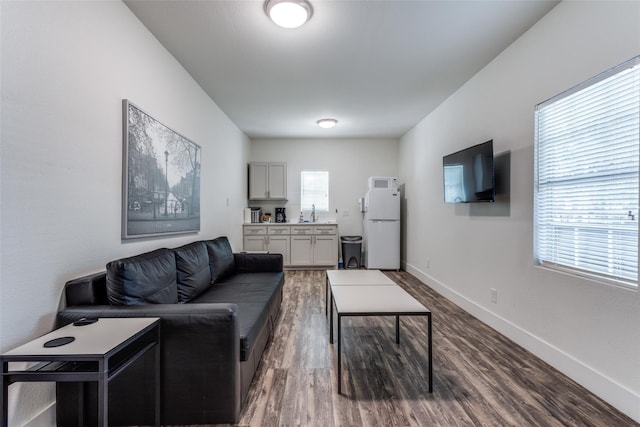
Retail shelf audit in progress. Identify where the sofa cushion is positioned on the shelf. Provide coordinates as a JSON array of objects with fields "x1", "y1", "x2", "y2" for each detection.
[
  {"x1": 205, "y1": 237, "x2": 236, "y2": 284},
  {"x1": 106, "y1": 248, "x2": 178, "y2": 305},
  {"x1": 174, "y1": 241, "x2": 212, "y2": 303},
  {"x1": 191, "y1": 278, "x2": 283, "y2": 361}
]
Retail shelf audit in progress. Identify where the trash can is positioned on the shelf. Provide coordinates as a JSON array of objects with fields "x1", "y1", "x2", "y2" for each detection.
[{"x1": 341, "y1": 236, "x2": 362, "y2": 269}]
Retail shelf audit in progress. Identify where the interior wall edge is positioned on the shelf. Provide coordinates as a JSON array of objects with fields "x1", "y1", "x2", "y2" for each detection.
[{"x1": 22, "y1": 402, "x2": 55, "y2": 427}]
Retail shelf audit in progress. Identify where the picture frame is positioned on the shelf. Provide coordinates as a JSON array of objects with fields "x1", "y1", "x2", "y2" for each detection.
[{"x1": 122, "y1": 99, "x2": 201, "y2": 239}]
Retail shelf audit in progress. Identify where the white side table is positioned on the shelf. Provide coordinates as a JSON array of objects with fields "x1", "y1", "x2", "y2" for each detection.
[{"x1": 1, "y1": 317, "x2": 160, "y2": 427}]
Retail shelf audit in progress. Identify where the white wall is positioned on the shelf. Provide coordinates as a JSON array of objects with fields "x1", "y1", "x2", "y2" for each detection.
[
  {"x1": 0, "y1": 1, "x2": 249, "y2": 425},
  {"x1": 399, "y1": 1, "x2": 640, "y2": 422},
  {"x1": 250, "y1": 138, "x2": 398, "y2": 238}
]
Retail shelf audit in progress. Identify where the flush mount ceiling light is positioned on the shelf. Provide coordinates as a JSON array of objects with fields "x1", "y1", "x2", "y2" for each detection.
[
  {"x1": 317, "y1": 118, "x2": 337, "y2": 129},
  {"x1": 265, "y1": 0, "x2": 313, "y2": 29}
]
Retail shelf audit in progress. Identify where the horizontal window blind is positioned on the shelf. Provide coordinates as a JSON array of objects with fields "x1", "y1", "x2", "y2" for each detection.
[
  {"x1": 301, "y1": 170, "x2": 329, "y2": 211},
  {"x1": 534, "y1": 57, "x2": 640, "y2": 287}
]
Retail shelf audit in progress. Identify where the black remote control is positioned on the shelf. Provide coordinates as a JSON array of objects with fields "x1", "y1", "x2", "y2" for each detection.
[{"x1": 73, "y1": 318, "x2": 98, "y2": 326}]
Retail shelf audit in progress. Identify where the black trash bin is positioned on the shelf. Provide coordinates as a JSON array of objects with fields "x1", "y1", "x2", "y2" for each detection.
[{"x1": 341, "y1": 236, "x2": 362, "y2": 269}]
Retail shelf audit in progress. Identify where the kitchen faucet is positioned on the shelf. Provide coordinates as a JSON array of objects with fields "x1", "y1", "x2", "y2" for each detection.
[{"x1": 311, "y1": 204, "x2": 316, "y2": 223}]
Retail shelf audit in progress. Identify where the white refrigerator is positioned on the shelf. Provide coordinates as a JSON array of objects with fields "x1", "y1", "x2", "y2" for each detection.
[{"x1": 363, "y1": 187, "x2": 400, "y2": 270}]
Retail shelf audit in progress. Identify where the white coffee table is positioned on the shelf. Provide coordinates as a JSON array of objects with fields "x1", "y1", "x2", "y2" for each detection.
[
  {"x1": 327, "y1": 274, "x2": 432, "y2": 395},
  {"x1": 325, "y1": 269, "x2": 396, "y2": 315},
  {"x1": 1, "y1": 317, "x2": 160, "y2": 427}
]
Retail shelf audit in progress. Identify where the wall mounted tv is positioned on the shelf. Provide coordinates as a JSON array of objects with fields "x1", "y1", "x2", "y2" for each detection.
[{"x1": 443, "y1": 140, "x2": 495, "y2": 203}]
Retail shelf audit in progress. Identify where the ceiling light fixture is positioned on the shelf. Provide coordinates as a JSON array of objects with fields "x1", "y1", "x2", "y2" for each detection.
[
  {"x1": 265, "y1": 0, "x2": 313, "y2": 29},
  {"x1": 317, "y1": 118, "x2": 337, "y2": 129}
]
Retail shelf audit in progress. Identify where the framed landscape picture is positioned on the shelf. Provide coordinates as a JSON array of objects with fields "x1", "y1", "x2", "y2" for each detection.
[{"x1": 122, "y1": 99, "x2": 201, "y2": 239}]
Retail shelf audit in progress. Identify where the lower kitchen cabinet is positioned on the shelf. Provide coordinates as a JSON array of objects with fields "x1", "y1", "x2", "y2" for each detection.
[
  {"x1": 243, "y1": 224, "x2": 337, "y2": 267},
  {"x1": 243, "y1": 234, "x2": 267, "y2": 251},
  {"x1": 313, "y1": 225, "x2": 339, "y2": 265},
  {"x1": 290, "y1": 234, "x2": 314, "y2": 266},
  {"x1": 266, "y1": 234, "x2": 290, "y2": 266},
  {"x1": 314, "y1": 235, "x2": 338, "y2": 265},
  {"x1": 243, "y1": 225, "x2": 290, "y2": 265}
]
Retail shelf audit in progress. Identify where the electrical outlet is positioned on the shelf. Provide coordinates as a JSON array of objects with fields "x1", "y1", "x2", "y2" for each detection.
[{"x1": 491, "y1": 288, "x2": 498, "y2": 304}]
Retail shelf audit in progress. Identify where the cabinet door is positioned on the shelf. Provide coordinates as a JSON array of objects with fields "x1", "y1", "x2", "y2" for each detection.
[
  {"x1": 290, "y1": 235, "x2": 313, "y2": 265},
  {"x1": 267, "y1": 162, "x2": 287, "y2": 199},
  {"x1": 249, "y1": 162, "x2": 269, "y2": 200},
  {"x1": 314, "y1": 235, "x2": 338, "y2": 266},
  {"x1": 243, "y1": 235, "x2": 267, "y2": 252},
  {"x1": 267, "y1": 235, "x2": 290, "y2": 266}
]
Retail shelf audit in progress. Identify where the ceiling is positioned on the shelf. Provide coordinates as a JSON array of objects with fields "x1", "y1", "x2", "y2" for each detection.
[{"x1": 125, "y1": 0, "x2": 559, "y2": 139}]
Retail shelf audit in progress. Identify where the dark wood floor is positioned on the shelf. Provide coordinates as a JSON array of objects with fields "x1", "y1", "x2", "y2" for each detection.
[{"x1": 218, "y1": 270, "x2": 637, "y2": 426}]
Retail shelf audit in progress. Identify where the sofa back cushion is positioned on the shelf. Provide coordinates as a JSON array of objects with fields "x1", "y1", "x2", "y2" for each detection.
[
  {"x1": 205, "y1": 236, "x2": 235, "y2": 284},
  {"x1": 106, "y1": 248, "x2": 178, "y2": 305},
  {"x1": 174, "y1": 241, "x2": 211, "y2": 302}
]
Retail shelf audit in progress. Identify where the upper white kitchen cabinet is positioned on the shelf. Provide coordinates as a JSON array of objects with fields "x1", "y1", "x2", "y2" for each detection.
[{"x1": 249, "y1": 162, "x2": 287, "y2": 200}]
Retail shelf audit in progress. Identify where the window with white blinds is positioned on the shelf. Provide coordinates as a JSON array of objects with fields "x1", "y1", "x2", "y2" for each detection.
[
  {"x1": 301, "y1": 170, "x2": 329, "y2": 212},
  {"x1": 534, "y1": 56, "x2": 640, "y2": 289}
]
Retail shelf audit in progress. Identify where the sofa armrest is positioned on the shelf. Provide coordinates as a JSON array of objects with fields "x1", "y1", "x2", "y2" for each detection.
[
  {"x1": 233, "y1": 252, "x2": 283, "y2": 273},
  {"x1": 61, "y1": 272, "x2": 108, "y2": 308},
  {"x1": 56, "y1": 303, "x2": 242, "y2": 423}
]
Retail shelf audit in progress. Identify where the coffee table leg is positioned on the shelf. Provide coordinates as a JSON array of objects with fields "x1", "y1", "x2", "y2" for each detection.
[
  {"x1": 428, "y1": 312, "x2": 433, "y2": 393},
  {"x1": 330, "y1": 292, "x2": 336, "y2": 344},
  {"x1": 395, "y1": 315, "x2": 400, "y2": 345},
  {"x1": 337, "y1": 313, "x2": 342, "y2": 394},
  {"x1": 325, "y1": 276, "x2": 328, "y2": 316}
]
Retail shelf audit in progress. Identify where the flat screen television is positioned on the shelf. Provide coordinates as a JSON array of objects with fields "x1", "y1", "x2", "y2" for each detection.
[{"x1": 443, "y1": 140, "x2": 495, "y2": 203}]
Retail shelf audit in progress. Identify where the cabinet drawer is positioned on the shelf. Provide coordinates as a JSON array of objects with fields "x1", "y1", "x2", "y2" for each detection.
[
  {"x1": 243, "y1": 225, "x2": 267, "y2": 235},
  {"x1": 314, "y1": 225, "x2": 337, "y2": 235},
  {"x1": 268, "y1": 225, "x2": 290, "y2": 235},
  {"x1": 291, "y1": 226, "x2": 313, "y2": 235}
]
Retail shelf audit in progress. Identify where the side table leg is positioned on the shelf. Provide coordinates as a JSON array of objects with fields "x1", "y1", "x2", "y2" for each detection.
[
  {"x1": 78, "y1": 383, "x2": 85, "y2": 426},
  {"x1": 154, "y1": 340, "x2": 161, "y2": 427},
  {"x1": 428, "y1": 313, "x2": 433, "y2": 393},
  {"x1": 98, "y1": 361, "x2": 108, "y2": 427},
  {"x1": 395, "y1": 315, "x2": 400, "y2": 345},
  {"x1": 1, "y1": 361, "x2": 8, "y2": 427}
]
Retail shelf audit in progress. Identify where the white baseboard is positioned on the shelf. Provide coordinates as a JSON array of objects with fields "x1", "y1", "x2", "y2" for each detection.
[{"x1": 404, "y1": 262, "x2": 640, "y2": 424}]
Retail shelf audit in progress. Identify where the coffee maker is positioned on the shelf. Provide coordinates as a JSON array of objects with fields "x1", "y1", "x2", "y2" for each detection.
[{"x1": 275, "y1": 207, "x2": 286, "y2": 223}]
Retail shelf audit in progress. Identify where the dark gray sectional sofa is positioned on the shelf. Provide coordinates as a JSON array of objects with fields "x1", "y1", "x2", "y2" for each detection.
[{"x1": 55, "y1": 236, "x2": 284, "y2": 426}]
